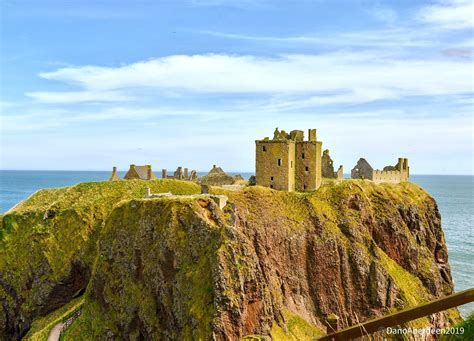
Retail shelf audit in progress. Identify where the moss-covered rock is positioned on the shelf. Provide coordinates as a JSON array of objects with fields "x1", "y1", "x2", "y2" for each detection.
[
  {"x1": 0, "y1": 180, "x2": 200, "y2": 339},
  {"x1": 0, "y1": 179, "x2": 461, "y2": 340}
]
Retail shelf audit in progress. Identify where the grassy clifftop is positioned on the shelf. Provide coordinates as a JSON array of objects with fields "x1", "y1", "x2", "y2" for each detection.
[
  {"x1": 0, "y1": 179, "x2": 200, "y2": 339},
  {"x1": 0, "y1": 179, "x2": 462, "y2": 340}
]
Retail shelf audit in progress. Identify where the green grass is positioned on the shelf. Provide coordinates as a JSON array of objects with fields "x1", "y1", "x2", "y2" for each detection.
[
  {"x1": 271, "y1": 309, "x2": 325, "y2": 340},
  {"x1": 0, "y1": 179, "x2": 201, "y2": 337},
  {"x1": 440, "y1": 312, "x2": 474, "y2": 341},
  {"x1": 23, "y1": 297, "x2": 84, "y2": 341}
]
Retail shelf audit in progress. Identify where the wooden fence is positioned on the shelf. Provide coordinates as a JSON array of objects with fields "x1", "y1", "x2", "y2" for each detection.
[{"x1": 317, "y1": 288, "x2": 474, "y2": 340}]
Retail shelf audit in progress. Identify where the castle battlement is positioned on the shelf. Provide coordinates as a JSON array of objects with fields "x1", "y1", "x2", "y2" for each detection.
[{"x1": 352, "y1": 158, "x2": 409, "y2": 184}]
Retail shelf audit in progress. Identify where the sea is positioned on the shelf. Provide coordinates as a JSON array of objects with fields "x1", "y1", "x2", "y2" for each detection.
[{"x1": 0, "y1": 171, "x2": 472, "y2": 317}]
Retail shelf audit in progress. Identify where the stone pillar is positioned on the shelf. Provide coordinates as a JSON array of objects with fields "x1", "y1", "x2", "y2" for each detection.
[
  {"x1": 145, "y1": 187, "x2": 151, "y2": 198},
  {"x1": 147, "y1": 165, "x2": 152, "y2": 180},
  {"x1": 308, "y1": 129, "x2": 317, "y2": 142},
  {"x1": 184, "y1": 168, "x2": 189, "y2": 179},
  {"x1": 162, "y1": 169, "x2": 167, "y2": 179},
  {"x1": 174, "y1": 167, "x2": 183, "y2": 180},
  {"x1": 336, "y1": 165, "x2": 344, "y2": 179}
]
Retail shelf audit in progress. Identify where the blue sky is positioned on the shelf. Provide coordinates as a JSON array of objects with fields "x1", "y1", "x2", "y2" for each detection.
[{"x1": 0, "y1": 0, "x2": 473, "y2": 174}]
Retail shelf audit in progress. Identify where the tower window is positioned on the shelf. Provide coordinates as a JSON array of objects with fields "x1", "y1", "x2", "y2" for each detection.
[
  {"x1": 270, "y1": 184, "x2": 274, "y2": 188},
  {"x1": 271, "y1": 176, "x2": 274, "y2": 181},
  {"x1": 304, "y1": 185, "x2": 307, "y2": 190},
  {"x1": 305, "y1": 166, "x2": 309, "y2": 171},
  {"x1": 302, "y1": 153, "x2": 305, "y2": 159},
  {"x1": 278, "y1": 159, "x2": 282, "y2": 166},
  {"x1": 263, "y1": 146, "x2": 267, "y2": 152}
]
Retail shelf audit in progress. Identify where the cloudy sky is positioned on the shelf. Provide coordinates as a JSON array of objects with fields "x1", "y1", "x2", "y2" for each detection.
[{"x1": 0, "y1": 0, "x2": 472, "y2": 174}]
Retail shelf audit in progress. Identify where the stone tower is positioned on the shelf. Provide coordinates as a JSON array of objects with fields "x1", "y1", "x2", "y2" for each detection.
[{"x1": 255, "y1": 128, "x2": 322, "y2": 192}]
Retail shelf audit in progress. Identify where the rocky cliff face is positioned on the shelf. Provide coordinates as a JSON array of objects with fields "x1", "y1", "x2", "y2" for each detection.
[{"x1": 0, "y1": 180, "x2": 460, "y2": 340}]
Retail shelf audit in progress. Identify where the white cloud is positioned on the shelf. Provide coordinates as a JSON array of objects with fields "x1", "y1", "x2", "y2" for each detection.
[
  {"x1": 199, "y1": 29, "x2": 433, "y2": 47},
  {"x1": 33, "y1": 52, "x2": 473, "y2": 105},
  {"x1": 418, "y1": 0, "x2": 474, "y2": 29},
  {"x1": 26, "y1": 90, "x2": 133, "y2": 103}
]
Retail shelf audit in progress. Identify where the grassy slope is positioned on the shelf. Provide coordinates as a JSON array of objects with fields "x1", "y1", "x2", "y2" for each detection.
[
  {"x1": 0, "y1": 179, "x2": 201, "y2": 337},
  {"x1": 23, "y1": 297, "x2": 84, "y2": 340},
  {"x1": 440, "y1": 312, "x2": 474, "y2": 340}
]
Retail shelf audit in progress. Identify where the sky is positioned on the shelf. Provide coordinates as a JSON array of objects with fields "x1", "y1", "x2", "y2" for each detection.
[{"x1": 0, "y1": 0, "x2": 473, "y2": 174}]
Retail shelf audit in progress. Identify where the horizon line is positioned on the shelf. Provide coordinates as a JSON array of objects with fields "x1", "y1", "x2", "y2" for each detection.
[{"x1": 0, "y1": 169, "x2": 473, "y2": 177}]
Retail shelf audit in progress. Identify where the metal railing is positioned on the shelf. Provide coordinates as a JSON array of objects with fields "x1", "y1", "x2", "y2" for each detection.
[
  {"x1": 317, "y1": 288, "x2": 474, "y2": 340},
  {"x1": 58, "y1": 304, "x2": 83, "y2": 337}
]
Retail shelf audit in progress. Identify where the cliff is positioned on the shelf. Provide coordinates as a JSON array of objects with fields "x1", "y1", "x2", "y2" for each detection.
[{"x1": 0, "y1": 179, "x2": 461, "y2": 340}]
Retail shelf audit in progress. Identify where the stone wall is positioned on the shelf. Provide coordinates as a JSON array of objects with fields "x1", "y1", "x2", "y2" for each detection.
[
  {"x1": 162, "y1": 167, "x2": 197, "y2": 181},
  {"x1": 295, "y1": 141, "x2": 322, "y2": 191},
  {"x1": 351, "y1": 158, "x2": 374, "y2": 180},
  {"x1": 255, "y1": 140, "x2": 295, "y2": 191},
  {"x1": 352, "y1": 157, "x2": 409, "y2": 184},
  {"x1": 373, "y1": 158, "x2": 409, "y2": 184},
  {"x1": 336, "y1": 165, "x2": 344, "y2": 179},
  {"x1": 255, "y1": 128, "x2": 322, "y2": 192}
]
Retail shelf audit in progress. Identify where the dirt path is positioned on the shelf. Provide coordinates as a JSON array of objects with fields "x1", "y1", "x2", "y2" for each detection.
[{"x1": 47, "y1": 322, "x2": 64, "y2": 341}]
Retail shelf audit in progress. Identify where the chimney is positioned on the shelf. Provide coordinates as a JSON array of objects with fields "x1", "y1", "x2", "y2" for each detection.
[
  {"x1": 147, "y1": 165, "x2": 152, "y2": 180},
  {"x1": 308, "y1": 129, "x2": 317, "y2": 141}
]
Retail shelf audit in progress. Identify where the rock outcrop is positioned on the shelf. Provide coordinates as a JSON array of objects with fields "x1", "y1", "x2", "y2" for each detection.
[{"x1": 0, "y1": 180, "x2": 461, "y2": 340}]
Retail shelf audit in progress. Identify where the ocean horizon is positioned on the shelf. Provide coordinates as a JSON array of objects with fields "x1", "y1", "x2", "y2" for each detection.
[{"x1": 0, "y1": 170, "x2": 472, "y2": 317}]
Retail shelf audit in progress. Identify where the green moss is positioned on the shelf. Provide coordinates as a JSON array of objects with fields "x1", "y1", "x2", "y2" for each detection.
[
  {"x1": 59, "y1": 300, "x2": 111, "y2": 340},
  {"x1": 378, "y1": 247, "x2": 430, "y2": 308},
  {"x1": 24, "y1": 297, "x2": 84, "y2": 341},
  {"x1": 440, "y1": 312, "x2": 474, "y2": 340},
  {"x1": 0, "y1": 179, "x2": 201, "y2": 336},
  {"x1": 271, "y1": 309, "x2": 325, "y2": 340}
]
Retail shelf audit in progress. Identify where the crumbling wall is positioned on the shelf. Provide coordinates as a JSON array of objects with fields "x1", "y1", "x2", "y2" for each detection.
[
  {"x1": 351, "y1": 158, "x2": 374, "y2": 180},
  {"x1": 162, "y1": 167, "x2": 197, "y2": 181},
  {"x1": 352, "y1": 158, "x2": 409, "y2": 184},
  {"x1": 109, "y1": 167, "x2": 121, "y2": 181},
  {"x1": 336, "y1": 165, "x2": 344, "y2": 179}
]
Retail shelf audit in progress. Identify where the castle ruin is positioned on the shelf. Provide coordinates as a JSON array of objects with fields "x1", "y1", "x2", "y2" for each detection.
[
  {"x1": 255, "y1": 128, "x2": 322, "y2": 192},
  {"x1": 351, "y1": 158, "x2": 409, "y2": 184},
  {"x1": 124, "y1": 164, "x2": 157, "y2": 180},
  {"x1": 321, "y1": 149, "x2": 344, "y2": 180},
  {"x1": 162, "y1": 166, "x2": 197, "y2": 181},
  {"x1": 109, "y1": 166, "x2": 121, "y2": 181}
]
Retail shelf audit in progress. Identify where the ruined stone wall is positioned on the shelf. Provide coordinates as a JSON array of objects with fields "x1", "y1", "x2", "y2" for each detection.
[
  {"x1": 295, "y1": 141, "x2": 322, "y2": 191},
  {"x1": 321, "y1": 150, "x2": 336, "y2": 178},
  {"x1": 255, "y1": 140, "x2": 295, "y2": 191},
  {"x1": 373, "y1": 170, "x2": 403, "y2": 184},
  {"x1": 336, "y1": 165, "x2": 344, "y2": 179},
  {"x1": 373, "y1": 158, "x2": 410, "y2": 184},
  {"x1": 124, "y1": 165, "x2": 140, "y2": 180},
  {"x1": 351, "y1": 159, "x2": 374, "y2": 180},
  {"x1": 398, "y1": 158, "x2": 410, "y2": 181}
]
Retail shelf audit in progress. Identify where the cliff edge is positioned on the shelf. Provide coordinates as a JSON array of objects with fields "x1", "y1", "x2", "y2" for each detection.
[{"x1": 0, "y1": 180, "x2": 461, "y2": 339}]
